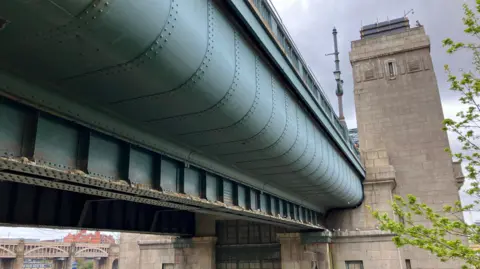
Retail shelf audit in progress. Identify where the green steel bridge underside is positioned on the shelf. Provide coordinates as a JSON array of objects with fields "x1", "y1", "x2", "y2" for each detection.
[{"x1": 0, "y1": 0, "x2": 365, "y2": 234}]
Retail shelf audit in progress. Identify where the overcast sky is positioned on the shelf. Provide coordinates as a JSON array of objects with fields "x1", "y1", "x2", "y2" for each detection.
[
  {"x1": 0, "y1": 0, "x2": 478, "y2": 240},
  {"x1": 0, "y1": 227, "x2": 118, "y2": 241}
]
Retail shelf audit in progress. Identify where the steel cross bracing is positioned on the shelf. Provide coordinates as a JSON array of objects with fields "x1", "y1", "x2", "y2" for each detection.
[{"x1": 0, "y1": 0, "x2": 365, "y2": 230}]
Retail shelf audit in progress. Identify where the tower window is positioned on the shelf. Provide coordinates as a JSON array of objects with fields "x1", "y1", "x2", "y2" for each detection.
[
  {"x1": 386, "y1": 60, "x2": 397, "y2": 78},
  {"x1": 388, "y1": 62, "x2": 394, "y2": 77},
  {"x1": 406, "y1": 259, "x2": 412, "y2": 269},
  {"x1": 346, "y1": 261, "x2": 364, "y2": 269}
]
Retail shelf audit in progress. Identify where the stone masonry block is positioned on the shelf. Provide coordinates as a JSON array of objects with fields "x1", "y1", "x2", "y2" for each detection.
[
  {"x1": 379, "y1": 166, "x2": 394, "y2": 173},
  {"x1": 373, "y1": 158, "x2": 388, "y2": 167},
  {"x1": 378, "y1": 150, "x2": 388, "y2": 158},
  {"x1": 366, "y1": 151, "x2": 378, "y2": 160},
  {"x1": 376, "y1": 171, "x2": 395, "y2": 180},
  {"x1": 365, "y1": 159, "x2": 375, "y2": 168}
]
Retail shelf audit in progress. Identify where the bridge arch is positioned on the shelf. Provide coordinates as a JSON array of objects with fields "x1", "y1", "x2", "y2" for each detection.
[
  {"x1": 74, "y1": 247, "x2": 109, "y2": 257},
  {"x1": 24, "y1": 246, "x2": 69, "y2": 257},
  {"x1": 0, "y1": 246, "x2": 16, "y2": 257}
]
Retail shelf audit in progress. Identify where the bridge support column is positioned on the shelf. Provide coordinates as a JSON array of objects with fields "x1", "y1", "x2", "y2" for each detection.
[
  {"x1": 12, "y1": 240, "x2": 24, "y2": 269},
  {"x1": 104, "y1": 244, "x2": 119, "y2": 269},
  {"x1": 66, "y1": 243, "x2": 75, "y2": 269},
  {"x1": 92, "y1": 256, "x2": 117, "y2": 269},
  {"x1": 278, "y1": 232, "x2": 332, "y2": 269},
  {"x1": 52, "y1": 260, "x2": 65, "y2": 269},
  {"x1": 93, "y1": 259, "x2": 102, "y2": 269},
  {"x1": 93, "y1": 258, "x2": 106, "y2": 269},
  {"x1": 136, "y1": 236, "x2": 217, "y2": 269},
  {"x1": 179, "y1": 237, "x2": 217, "y2": 269},
  {"x1": 98, "y1": 257, "x2": 116, "y2": 269}
]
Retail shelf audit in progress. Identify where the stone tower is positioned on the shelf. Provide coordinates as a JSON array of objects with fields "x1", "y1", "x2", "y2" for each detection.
[{"x1": 327, "y1": 18, "x2": 465, "y2": 268}]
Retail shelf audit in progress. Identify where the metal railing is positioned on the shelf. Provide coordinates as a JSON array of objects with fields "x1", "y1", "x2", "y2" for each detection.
[{"x1": 250, "y1": 0, "x2": 360, "y2": 158}]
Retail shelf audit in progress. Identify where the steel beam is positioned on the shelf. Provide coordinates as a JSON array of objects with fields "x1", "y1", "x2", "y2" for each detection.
[{"x1": 0, "y1": 97, "x2": 324, "y2": 230}]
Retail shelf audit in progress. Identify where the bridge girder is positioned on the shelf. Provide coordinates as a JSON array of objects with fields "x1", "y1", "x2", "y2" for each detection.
[
  {"x1": 0, "y1": 97, "x2": 323, "y2": 232},
  {"x1": 0, "y1": 0, "x2": 365, "y2": 229}
]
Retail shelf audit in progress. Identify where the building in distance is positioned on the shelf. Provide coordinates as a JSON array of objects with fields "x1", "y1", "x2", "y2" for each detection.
[{"x1": 63, "y1": 230, "x2": 115, "y2": 244}]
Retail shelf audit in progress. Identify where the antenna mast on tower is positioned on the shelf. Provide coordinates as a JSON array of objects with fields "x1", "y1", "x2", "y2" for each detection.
[{"x1": 326, "y1": 27, "x2": 345, "y2": 126}]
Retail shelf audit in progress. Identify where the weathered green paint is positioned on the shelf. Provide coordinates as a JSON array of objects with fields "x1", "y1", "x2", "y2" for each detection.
[
  {"x1": 260, "y1": 193, "x2": 268, "y2": 213},
  {"x1": 0, "y1": 100, "x2": 31, "y2": 157},
  {"x1": 223, "y1": 180, "x2": 234, "y2": 205},
  {"x1": 238, "y1": 185, "x2": 246, "y2": 208},
  {"x1": 129, "y1": 147, "x2": 155, "y2": 187},
  {"x1": 161, "y1": 158, "x2": 178, "y2": 192},
  {"x1": 0, "y1": 55, "x2": 324, "y2": 214},
  {"x1": 184, "y1": 167, "x2": 201, "y2": 197},
  {"x1": 0, "y1": 0, "x2": 364, "y2": 212},
  {"x1": 206, "y1": 174, "x2": 218, "y2": 201},
  {"x1": 0, "y1": 98, "x2": 323, "y2": 229},
  {"x1": 225, "y1": 0, "x2": 364, "y2": 175},
  {"x1": 89, "y1": 132, "x2": 126, "y2": 181},
  {"x1": 36, "y1": 115, "x2": 79, "y2": 170}
]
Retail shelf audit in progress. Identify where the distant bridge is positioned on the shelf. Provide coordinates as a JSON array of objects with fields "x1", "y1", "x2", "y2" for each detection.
[{"x1": 0, "y1": 240, "x2": 118, "y2": 269}]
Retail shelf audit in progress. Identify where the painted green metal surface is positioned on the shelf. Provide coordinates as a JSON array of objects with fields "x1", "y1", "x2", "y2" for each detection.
[
  {"x1": 161, "y1": 158, "x2": 178, "y2": 192},
  {"x1": 206, "y1": 174, "x2": 218, "y2": 201},
  {"x1": 0, "y1": 98, "x2": 324, "y2": 229},
  {"x1": 36, "y1": 115, "x2": 79, "y2": 170},
  {"x1": 271, "y1": 197, "x2": 277, "y2": 216},
  {"x1": 0, "y1": 100, "x2": 30, "y2": 157},
  {"x1": 238, "y1": 185, "x2": 246, "y2": 208},
  {"x1": 223, "y1": 180, "x2": 234, "y2": 205},
  {"x1": 129, "y1": 147, "x2": 155, "y2": 187},
  {"x1": 260, "y1": 193, "x2": 268, "y2": 213},
  {"x1": 184, "y1": 167, "x2": 201, "y2": 197},
  {"x1": 251, "y1": 190, "x2": 258, "y2": 210},
  {"x1": 89, "y1": 133, "x2": 126, "y2": 180},
  {"x1": 0, "y1": 0, "x2": 363, "y2": 211},
  {"x1": 226, "y1": 0, "x2": 364, "y2": 174}
]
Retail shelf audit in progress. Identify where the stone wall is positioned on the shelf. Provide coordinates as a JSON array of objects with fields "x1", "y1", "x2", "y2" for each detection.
[
  {"x1": 119, "y1": 233, "x2": 174, "y2": 269},
  {"x1": 278, "y1": 233, "x2": 331, "y2": 269},
  {"x1": 351, "y1": 27, "x2": 460, "y2": 214},
  {"x1": 330, "y1": 230, "x2": 402, "y2": 269},
  {"x1": 338, "y1": 24, "x2": 465, "y2": 268},
  {"x1": 119, "y1": 233, "x2": 216, "y2": 269}
]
